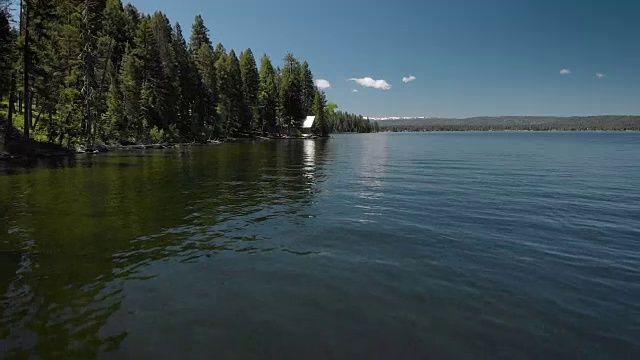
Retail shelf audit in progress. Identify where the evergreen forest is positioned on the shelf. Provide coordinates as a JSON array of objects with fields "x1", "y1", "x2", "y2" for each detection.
[{"x1": 0, "y1": 0, "x2": 377, "y2": 152}]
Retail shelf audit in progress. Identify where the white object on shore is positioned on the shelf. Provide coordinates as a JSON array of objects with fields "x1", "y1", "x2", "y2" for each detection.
[{"x1": 302, "y1": 116, "x2": 316, "y2": 129}]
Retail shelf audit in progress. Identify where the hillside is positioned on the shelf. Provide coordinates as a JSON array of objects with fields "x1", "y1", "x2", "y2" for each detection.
[{"x1": 376, "y1": 116, "x2": 640, "y2": 131}]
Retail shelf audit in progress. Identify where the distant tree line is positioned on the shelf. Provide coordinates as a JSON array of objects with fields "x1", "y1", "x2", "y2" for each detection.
[
  {"x1": 325, "y1": 104, "x2": 380, "y2": 133},
  {"x1": 378, "y1": 116, "x2": 640, "y2": 132},
  {"x1": 0, "y1": 0, "x2": 376, "y2": 150}
]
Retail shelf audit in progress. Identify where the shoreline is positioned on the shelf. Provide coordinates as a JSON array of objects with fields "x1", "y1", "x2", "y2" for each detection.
[
  {"x1": 378, "y1": 129, "x2": 640, "y2": 133},
  {"x1": 0, "y1": 134, "x2": 326, "y2": 161},
  {"x1": 4, "y1": 129, "x2": 637, "y2": 161}
]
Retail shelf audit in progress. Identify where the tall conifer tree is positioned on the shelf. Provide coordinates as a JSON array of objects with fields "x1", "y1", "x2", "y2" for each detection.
[
  {"x1": 258, "y1": 54, "x2": 278, "y2": 134},
  {"x1": 240, "y1": 48, "x2": 259, "y2": 133}
]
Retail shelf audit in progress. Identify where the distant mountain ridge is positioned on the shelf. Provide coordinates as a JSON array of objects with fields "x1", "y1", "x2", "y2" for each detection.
[{"x1": 375, "y1": 115, "x2": 640, "y2": 131}]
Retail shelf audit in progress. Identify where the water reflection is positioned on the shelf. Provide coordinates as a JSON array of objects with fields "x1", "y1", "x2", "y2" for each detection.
[
  {"x1": 0, "y1": 156, "x2": 78, "y2": 175},
  {"x1": 0, "y1": 139, "x2": 330, "y2": 358},
  {"x1": 355, "y1": 134, "x2": 387, "y2": 191},
  {"x1": 356, "y1": 134, "x2": 388, "y2": 200},
  {"x1": 303, "y1": 139, "x2": 315, "y2": 169}
]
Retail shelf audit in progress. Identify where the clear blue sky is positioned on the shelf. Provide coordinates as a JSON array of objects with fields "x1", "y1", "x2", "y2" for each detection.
[{"x1": 130, "y1": 0, "x2": 640, "y2": 118}]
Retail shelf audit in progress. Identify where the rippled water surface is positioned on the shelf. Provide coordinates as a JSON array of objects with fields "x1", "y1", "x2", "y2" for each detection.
[{"x1": 1, "y1": 133, "x2": 639, "y2": 359}]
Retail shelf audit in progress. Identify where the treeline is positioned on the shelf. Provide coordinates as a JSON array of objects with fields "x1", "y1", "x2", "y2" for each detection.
[
  {"x1": 0, "y1": 0, "x2": 376, "y2": 150},
  {"x1": 378, "y1": 116, "x2": 640, "y2": 132},
  {"x1": 328, "y1": 108, "x2": 380, "y2": 133}
]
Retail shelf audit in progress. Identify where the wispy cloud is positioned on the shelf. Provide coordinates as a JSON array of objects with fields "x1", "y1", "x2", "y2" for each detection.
[
  {"x1": 348, "y1": 77, "x2": 392, "y2": 90},
  {"x1": 596, "y1": 73, "x2": 606, "y2": 79},
  {"x1": 315, "y1": 79, "x2": 331, "y2": 90},
  {"x1": 352, "y1": 89, "x2": 359, "y2": 93},
  {"x1": 402, "y1": 75, "x2": 417, "y2": 83},
  {"x1": 560, "y1": 69, "x2": 571, "y2": 75}
]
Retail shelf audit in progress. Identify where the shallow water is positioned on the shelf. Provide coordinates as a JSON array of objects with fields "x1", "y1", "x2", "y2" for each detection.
[{"x1": 1, "y1": 133, "x2": 639, "y2": 359}]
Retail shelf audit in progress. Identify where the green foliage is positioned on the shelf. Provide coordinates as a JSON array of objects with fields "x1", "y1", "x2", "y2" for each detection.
[
  {"x1": 195, "y1": 43, "x2": 217, "y2": 134},
  {"x1": 313, "y1": 90, "x2": 329, "y2": 137},
  {"x1": 279, "y1": 53, "x2": 304, "y2": 134},
  {"x1": 258, "y1": 54, "x2": 279, "y2": 134},
  {"x1": 149, "y1": 126, "x2": 165, "y2": 143},
  {"x1": 327, "y1": 107, "x2": 376, "y2": 134},
  {"x1": 216, "y1": 50, "x2": 243, "y2": 136},
  {"x1": 189, "y1": 15, "x2": 210, "y2": 54},
  {"x1": 240, "y1": 48, "x2": 259, "y2": 133},
  {"x1": 102, "y1": 82, "x2": 122, "y2": 142},
  {"x1": 301, "y1": 61, "x2": 316, "y2": 116},
  {"x1": 171, "y1": 22, "x2": 198, "y2": 138},
  {"x1": 119, "y1": 43, "x2": 141, "y2": 138},
  {"x1": 149, "y1": 12, "x2": 180, "y2": 130},
  {"x1": 102, "y1": 0, "x2": 130, "y2": 70},
  {"x1": 0, "y1": 4, "x2": 13, "y2": 98}
]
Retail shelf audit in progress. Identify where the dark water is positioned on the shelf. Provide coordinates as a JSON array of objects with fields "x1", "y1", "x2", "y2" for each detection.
[{"x1": 1, "y1": 133, "x2": 639, "y2": 359}]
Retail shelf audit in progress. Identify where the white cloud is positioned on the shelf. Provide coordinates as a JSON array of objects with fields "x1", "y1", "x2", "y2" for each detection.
[
  {"x1": 596, "y1": 73, "x2": 606, "y2": 79},
  {"x1": 402, "y1": 75, "x2": 417, "y2": 83},
  {"x1": 315, "y1": 79, "x2": 331, "y2": 90},
  {"x1": 348, "y1": 77, "x2": 392, "y2": 90},
  {"x1": 560, "y1": 69, "x2": 571, "y2": 75},
  {"x1": 352, "y1": 89, "x2": 359, "y2": 93}
]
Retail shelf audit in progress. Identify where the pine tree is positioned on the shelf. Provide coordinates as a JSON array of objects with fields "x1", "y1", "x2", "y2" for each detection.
[
  {"x1": 101, "y1": 0, "x2": 128, "y2": 68},
  {"x1": 49, "y1": 0, "x2": 84, "y2": 146},
  {"x1": 0, "y1": 2, "x2": 12, "y2": 97},
  {"x1": 301, "y1": 61, "x2": 316, "y2": 115},
  {"x1": 82, "y1": 0, "x2": 102, "y2": 147},
  {"x1": 212, "y1": 42, "x2": 226, "y2": 119},
  {"x1": 213, "y1": 42, "x2": 225, "y2": 64},
  {"x1": 216, "y1": 50, "x2": 243, "y2": 136},
  {"x1": 2, "y1": 1, "x2": 370, "y2": 146},
  {"x1": 279, "y1": 53, "x2": 304, "y2": 135},
  {"x1": 119, "y1": 43, "x2": 141, "y2": 139},
  {"x1": 0, "y1": 1, "x2": 15, "y2": 140},
  {"x1": 194, "y1": 43, "x2": 217, "y2": 135},
  {"x1": 313, "y1": 90, "x2": 329, "y2": 136},
  {"x1": 227, "y1": 50, "x2": 244, "y2": 136},
  {"x1": 171, "y1": 22, "x2": 197, "y2": 138},
  {"x1": 215, "y1": 52, "x2": 229, "y2": 135},
  {"x1": 239, "y1": 48, "x2": 259, "y2": 134},
  {"x1": 149, "y1": 11, "x2": 179, "y2": 131},
  {"x1": 133, "y1": 15, "x2": 168, "y2": 138},
  {"x1": 188, "y1": 14, "x2": 210, "y2": 54},
  {"x1": 258, "y1": 54, "x2": 278, "y2": 135},
  {"x1": 20, "y1": 0, "x2": 56, "y2": 139},
  {"x1": 102, "y1": 81, "x2": 122, "y2": 141},
  {"x1": 94, "y1": 0, "x2": 124, "y2": 143},
  {"x1": 123, "y1": 2, "x2": 140, "y2": 34}
]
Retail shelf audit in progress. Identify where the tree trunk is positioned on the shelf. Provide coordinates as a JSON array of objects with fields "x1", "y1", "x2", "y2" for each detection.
[
  {"x1": 47, "y1": 111, "x2": 53, "y2": 141},
  {"x1": 5, "y1": 71, "x2": 16, "y2": 144},
  {"x1": 83, "y1": 0, "x2": 97, "y2": 149},
  {"x1": 22, "y1": 0, "x2": 31, "y2": 140},
  {"x1": 8, "y1": 75, "x2": 15, "y2": 115},
  {"x1": 33, "y1": 99, "x2": 48, "y2": 130}
]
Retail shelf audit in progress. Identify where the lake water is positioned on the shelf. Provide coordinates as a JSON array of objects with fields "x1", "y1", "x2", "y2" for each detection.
[{"x1": 1, "y1": 132, "x2": 639, "y2": 359}]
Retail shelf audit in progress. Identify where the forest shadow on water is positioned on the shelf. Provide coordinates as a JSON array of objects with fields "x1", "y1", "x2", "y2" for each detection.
[{"x1": 0, "y1": 138, "x2": 331, "y2": 359}]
